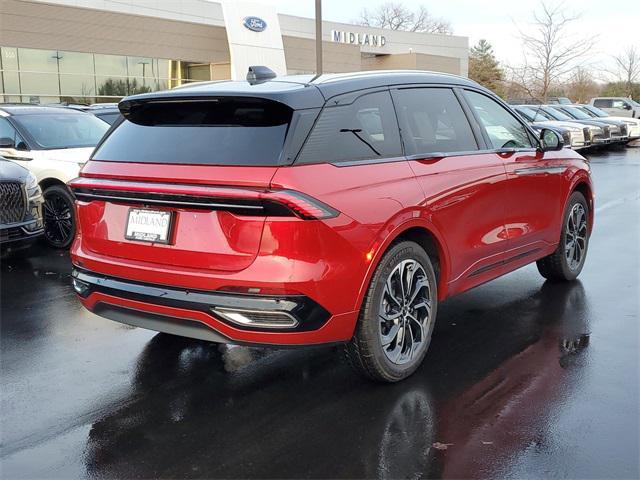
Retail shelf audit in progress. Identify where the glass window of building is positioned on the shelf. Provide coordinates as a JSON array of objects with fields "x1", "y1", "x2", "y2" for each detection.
[
  {"x1": 58, "y1": 51, "x2": 96, "y2": 100},
  {"x1": 95, "y1": 53, "x2": 128, "y2": 101},
  {"x1": 17, "y1": 48, "x2": 60, "y2": 103},
  {"x1": 127, "y1": 56, "x2": 156, "y2": 93},
  {"x1": 156, "y1": 59, "x2": 170, "y2": 90},
  {"x1": 1, "y1": 46, "x2": 210, "y2": 104},
  {"x1": 0, "y1": 48, "x2": 21, "y2": 103}
]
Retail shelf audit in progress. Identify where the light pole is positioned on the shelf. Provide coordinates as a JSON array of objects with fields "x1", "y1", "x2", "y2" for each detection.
[
  {"x1": 315, "y1": 0, "x2": 323, "y2": 78},
  {"x1": 138, "y1": 61, "x2": 150, "y2": 86},
  {"x1": 51, "y1": 52, "x2": 63, "y2": 100}
]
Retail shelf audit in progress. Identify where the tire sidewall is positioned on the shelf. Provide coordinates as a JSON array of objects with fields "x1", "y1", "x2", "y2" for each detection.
[
  {"x1": 559, "y1": 191, "x2": 589, "y2": 280},
  {"x1": 360, "y1": 241, "x2": 438, "y2": 381}
]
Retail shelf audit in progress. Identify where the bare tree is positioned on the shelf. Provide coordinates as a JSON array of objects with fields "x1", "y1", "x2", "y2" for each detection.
[
  {"x1": 356, "y1": 2, "x2": 452, "y2": 34},
  {"x1": 566, "y1": 67, "x2": 599, "y2": 103},
  {"x1": 513, "y1": 1, "x2": 596, "y2": 102},
  {"x1": 613, "y1": 46, "x2": 640, "y2": 98},
  {"x1": 504, "y1": 65, "x2": 542, "y2": 102}
]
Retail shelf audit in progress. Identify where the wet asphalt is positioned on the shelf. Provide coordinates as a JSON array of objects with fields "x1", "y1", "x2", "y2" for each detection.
[{"x1": 1, "y1": 147, "x2": 639, "y2": 479}]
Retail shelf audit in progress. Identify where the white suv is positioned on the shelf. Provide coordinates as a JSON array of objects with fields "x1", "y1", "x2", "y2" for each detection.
[
  {"x1": 0, "y1": 105, "x2": 109, "y2": 248},
  {"x1": 589, "y1": 97, "x2": 640, "y2": 118}
]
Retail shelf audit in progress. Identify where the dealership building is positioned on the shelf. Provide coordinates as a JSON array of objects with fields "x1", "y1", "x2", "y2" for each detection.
[{"x1": 0, "y1": 0, "x2": 469, "y2": 104}]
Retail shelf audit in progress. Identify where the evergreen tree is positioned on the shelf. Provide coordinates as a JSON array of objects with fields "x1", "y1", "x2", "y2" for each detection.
[{"x1": 469, "y1": 39, "x2": 504, "y2": 95}]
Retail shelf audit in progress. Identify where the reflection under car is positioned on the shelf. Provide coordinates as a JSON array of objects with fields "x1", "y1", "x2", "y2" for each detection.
[{"x1": 84, "y1": 280, "x2": 590, "y2": 479}]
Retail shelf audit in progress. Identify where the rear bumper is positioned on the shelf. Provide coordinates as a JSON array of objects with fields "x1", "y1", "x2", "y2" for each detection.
[{"x1": 72, "y1": 268, "x2": 357, "y2": 346}]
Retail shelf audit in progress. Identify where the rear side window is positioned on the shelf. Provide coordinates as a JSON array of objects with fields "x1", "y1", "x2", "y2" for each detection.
[
  {"x1": 297, "y1": 91, "x2": 401, "y2": 164},
  {"x1": 92, "y1": 97, "x2": 293, "y2": 166},
  {"x1": 393, "y1": 88, "x2": 477, "y2": 155},
  {"x1": 464, "y1": 91, "x2": 534, "y2": 149},
  {"x1": 593, "y1": 99, "x2": 612, "y2": 108}
]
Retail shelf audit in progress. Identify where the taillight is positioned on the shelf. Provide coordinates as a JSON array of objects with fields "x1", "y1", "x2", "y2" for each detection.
[
  {"x1": 261, "y1": 190, "x2": 338, "y2": 220},
  {"x1": 68, "y1": 178, "x2": 339, "y2": 220}
]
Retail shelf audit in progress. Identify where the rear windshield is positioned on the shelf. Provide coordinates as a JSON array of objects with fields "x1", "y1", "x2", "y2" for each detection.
[
  {"x1": 13, "y1": 113, "x2": 109, "y2": 149},
  {"x1": 92, "y1": 98, "x2": 293, "y2": 166}
]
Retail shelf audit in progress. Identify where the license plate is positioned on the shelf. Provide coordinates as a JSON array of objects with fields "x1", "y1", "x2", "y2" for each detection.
[{"x1": 125, "y1": 209, "x2": 173, "y2": 244}]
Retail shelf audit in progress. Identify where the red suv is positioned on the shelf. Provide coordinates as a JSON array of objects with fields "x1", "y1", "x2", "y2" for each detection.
[{"x1": 70, "y1": 71, "x2": 593, "y2": 382}]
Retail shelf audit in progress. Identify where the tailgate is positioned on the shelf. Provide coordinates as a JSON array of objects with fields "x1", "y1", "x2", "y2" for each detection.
[{"x1": 73, "y1": 161, "x2": 278, "y2": 273}]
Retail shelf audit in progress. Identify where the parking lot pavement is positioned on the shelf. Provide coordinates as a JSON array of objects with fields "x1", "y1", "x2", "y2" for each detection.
[{"x1": 1, "y1": 147, "x2": 639, "y2": 479}]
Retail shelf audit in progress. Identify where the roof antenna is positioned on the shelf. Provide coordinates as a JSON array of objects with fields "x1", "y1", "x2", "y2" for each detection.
[
  {"x1": 310, "y1": 0, "x2": 323, "y2": 82},
  {"x1": 246, "y1": 66, "x2": 276, "y2": 85}
]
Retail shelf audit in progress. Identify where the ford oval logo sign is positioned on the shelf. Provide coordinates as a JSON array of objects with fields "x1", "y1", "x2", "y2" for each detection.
[{"x1": 243, "y1": 16, "x2": 267, "y2": 32}]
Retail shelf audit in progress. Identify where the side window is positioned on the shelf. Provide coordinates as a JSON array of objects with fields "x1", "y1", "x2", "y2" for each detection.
[
  {"x1": 297, "y1": 91, "x2": 402, "y2": 164},
  {"x1": 612, "y1": 100, "x2": 630, "y2": 110},
  {"x1": 594, "y1": 99, "x2": 612, "y2": 108},
  {"x1": 393, "y1": 88, "x2": 478, "y2": 155},
  {"x1": 0, "y1": 118, "x2": 28, "y2": 150},
  {"x1": 464, "y1": 90, "x2": 534, "y2": 149}
]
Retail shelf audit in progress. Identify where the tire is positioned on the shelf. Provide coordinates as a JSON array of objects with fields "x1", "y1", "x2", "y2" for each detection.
[
  {"x1": 43, "y1": 185, "x2": 76, "y2": 249},
  {"x1": 345, "y1": 241, "x2": 438, "y2": 382},
  {"x1": 537, "y1": 191, "x2": 589, "y2": 282}
]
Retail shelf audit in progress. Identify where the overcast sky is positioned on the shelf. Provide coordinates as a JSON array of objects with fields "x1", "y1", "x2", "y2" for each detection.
[{"x1": 266, "y1": 0, "x2": 639, "y2": 79}]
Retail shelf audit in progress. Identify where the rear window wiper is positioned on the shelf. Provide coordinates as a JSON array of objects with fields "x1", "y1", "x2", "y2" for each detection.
[{"x1": 340, "y1": 128, "x2": 381, "y2": 156}]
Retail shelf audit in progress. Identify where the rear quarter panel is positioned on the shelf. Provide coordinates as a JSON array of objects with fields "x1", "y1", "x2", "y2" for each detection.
[{"x1": 270, "y1": 160, "x2": 430, "y2": 313}]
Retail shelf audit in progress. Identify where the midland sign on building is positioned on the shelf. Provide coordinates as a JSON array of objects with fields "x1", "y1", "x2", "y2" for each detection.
[{"x1": 331, "y1": 30, "x2": 387, "y2": 47}]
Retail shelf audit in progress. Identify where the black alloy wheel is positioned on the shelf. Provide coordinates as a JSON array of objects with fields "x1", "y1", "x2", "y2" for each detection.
[{"x1": 43, "y1": 185, "x2": 76, "y2": 249}]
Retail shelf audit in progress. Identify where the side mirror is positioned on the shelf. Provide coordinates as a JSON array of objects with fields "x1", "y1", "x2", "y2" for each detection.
[
  {"x1": 623, "y1": 104, "x2": 632, "y2": 110},
  {"x1": 0, "y1": 137, "x2": 15, "y2": 149},
  {"x1": 539, "y1": 128, "x2": 564, "y2": 152}
]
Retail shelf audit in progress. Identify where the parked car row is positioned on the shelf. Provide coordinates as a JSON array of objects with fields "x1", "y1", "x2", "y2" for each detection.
[{"x1": 511, "y1": 101, "x2": 640, "y2": 151}]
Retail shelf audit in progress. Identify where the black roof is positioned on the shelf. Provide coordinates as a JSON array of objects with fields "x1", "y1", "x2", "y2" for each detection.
[
  {"x1": 120, "y1": 70, "x2": 481, "y2": 111},
  {"x1": 0, "y1": 105, "x2": 87, "y2": 116}
]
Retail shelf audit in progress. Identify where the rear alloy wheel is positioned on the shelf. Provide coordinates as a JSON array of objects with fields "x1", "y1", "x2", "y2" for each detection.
[
  {"x1": 346, "y1": 241, "x2": 438, "y2": 382},
  {"x1": 43, "y1": 185, "x2": 76, "y2": 249},
  {"x1": 537, "y1": 191, "x2": 589, "y2": 281}
]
